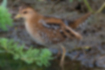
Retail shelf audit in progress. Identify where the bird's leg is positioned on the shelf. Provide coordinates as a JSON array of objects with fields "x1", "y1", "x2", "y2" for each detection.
[{"x1": 59, "y1": 44, "x2": 66, "y2": 67}]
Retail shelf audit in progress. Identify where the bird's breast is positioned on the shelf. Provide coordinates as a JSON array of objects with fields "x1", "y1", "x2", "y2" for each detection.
[{"x1": 25, "y1": 22, "x2": 45, "y2": 45}]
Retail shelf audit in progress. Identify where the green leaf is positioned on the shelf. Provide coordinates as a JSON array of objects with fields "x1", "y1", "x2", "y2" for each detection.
[
  {"x1": 14, "y1": 54, "x2": 20, "y2": 60},
  {"x1": 0, "y1": 6, "x2": 13, "y2": 31},
  {"x1": 0, "y1": 38, "x2": 53, "y2": 67}
]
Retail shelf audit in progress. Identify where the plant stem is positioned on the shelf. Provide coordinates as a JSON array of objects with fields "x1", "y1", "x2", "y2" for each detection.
[
  {"x1": 83, "y1": 0, "x2": 94, "y2": 13},
  {"x1": 96, "y1": 2, "x2": 105, "y2": 13}
]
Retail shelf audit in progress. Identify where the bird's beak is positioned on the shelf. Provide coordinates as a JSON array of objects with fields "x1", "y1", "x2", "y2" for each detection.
[{"x1": 15, "y1": 14, "x2": 21, "y2": 19}]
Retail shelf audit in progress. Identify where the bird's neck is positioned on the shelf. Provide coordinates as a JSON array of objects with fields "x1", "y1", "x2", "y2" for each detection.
[{"x1": 25, "y1": 13, "x2": 42, "y2": 24}]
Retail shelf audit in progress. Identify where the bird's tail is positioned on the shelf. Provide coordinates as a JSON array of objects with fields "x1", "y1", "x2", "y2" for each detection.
[{"x1": 69, "y1": 12, "x2": 91, "y2": 29}]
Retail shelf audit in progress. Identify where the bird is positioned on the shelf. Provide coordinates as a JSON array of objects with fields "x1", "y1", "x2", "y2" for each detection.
[{"x1": 15, "y1": 4, "x2": 91, "y2": 67}]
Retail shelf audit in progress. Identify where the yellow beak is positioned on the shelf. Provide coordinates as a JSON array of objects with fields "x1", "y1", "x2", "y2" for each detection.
[{"x1": 15, "y1": 14, "x2": 21, "y2": 19}]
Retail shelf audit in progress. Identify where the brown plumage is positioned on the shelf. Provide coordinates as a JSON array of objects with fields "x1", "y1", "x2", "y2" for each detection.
[
  {"x1": 15, "y1": 5, "x2": 91, "y2": 67},
  {"x1": 64, "y1": 12, "x2": 91, "y2": 29}
]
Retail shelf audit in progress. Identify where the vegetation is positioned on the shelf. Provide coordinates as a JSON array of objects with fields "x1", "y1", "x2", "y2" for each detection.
[
  {"x1": 69, "y1": 0, "x2": 104, "y2": 13},
  {"x1": 0, "y1": 38, "x2": 52, "y2": 68},
  {"x1": 0, "y1": 0, "x2": 13, "y2": 31}
]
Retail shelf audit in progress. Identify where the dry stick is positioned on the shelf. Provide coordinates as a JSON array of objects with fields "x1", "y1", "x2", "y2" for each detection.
[{"x1": 96, "y1": 2, "x2": 105, "y2": 14}]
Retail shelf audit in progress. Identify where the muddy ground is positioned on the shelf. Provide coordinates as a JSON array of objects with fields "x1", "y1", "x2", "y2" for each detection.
[{"x1": 0, "y1": 0, "x2": 105, "y2": 70}]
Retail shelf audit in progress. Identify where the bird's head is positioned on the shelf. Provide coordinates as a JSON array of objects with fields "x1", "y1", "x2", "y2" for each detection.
[{"x1": 15, "y1": 5, "x2": 36, "y2": 20}]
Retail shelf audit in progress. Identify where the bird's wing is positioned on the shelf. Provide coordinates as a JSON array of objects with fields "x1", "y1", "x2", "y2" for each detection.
[
  {"x1": 38, "y1": 18, "x2": 82, "y2": 40},
  {"x1": 43, "y1": 12, "x2": 91, "y2": 29},
  {"x1": 39, "y1": 19, "x2": 61, "y2": 30}
]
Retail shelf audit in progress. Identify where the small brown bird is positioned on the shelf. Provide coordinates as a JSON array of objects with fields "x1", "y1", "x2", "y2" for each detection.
[{"x1": 15, "y1": 4, "x2": 91, "y2": 67}]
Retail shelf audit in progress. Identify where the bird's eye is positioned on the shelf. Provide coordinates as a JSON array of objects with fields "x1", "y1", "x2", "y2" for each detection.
[{"x1": 23, "y1": 11, "x2": 27, "y2": 14}]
